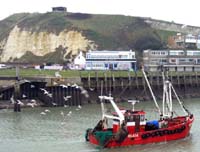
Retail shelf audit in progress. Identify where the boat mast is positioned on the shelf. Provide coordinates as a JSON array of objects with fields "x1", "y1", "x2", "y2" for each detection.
[
  {"x1": 142, "y1": 68, "x2": 162, "y2": 116},
  {"x1": 162, "y1": 71, "x2": 173, "y2": 118},
  {"x1": 161, "y1": 68, "x2": 190, "y2": 117}
]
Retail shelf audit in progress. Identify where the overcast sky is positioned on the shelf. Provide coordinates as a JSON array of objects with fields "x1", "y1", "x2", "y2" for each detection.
[{"x1": 1, "y1": 0, "x2": 200, "y2": 26}]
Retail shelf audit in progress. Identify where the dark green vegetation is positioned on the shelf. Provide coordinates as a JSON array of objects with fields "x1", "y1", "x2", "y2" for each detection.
[{"x1": 0, "y1": 12, "x2": 177, "y2": 63}]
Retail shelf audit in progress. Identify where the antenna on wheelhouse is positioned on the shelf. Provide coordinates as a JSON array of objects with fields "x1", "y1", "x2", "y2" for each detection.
[{"x1": 128, "y1": 99, "x2": 139, "y2": 111}]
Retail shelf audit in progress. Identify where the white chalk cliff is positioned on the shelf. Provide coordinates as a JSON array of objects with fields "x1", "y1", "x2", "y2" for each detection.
[{"x1": 0, "y1": 25, "x2": 97, "y2": 62}]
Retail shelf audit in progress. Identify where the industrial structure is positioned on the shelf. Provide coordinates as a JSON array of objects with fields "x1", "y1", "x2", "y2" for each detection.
[{"x1": 52, "y1": 7, "x2": 67, "y2": 12}]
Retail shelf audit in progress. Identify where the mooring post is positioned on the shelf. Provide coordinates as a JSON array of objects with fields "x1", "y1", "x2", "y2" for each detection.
[
  {"x1": 104, "y1": 72, "x2": 107, "y2": 94},
  {"x1": 88, "y1": 72, "x2": 91, "y2": 90},
  {"x1": 183, "y1": 73, "x2": 186, "y2": 91},
  {"x1": 150, "y1": 72, "x2": 153, "y2": 86},
  {"x1": 135, "y1": 72, "x2": 139, "y2": 89},
  {"x1": 14, "y1": 101, "x2": 21, "y2": 112},
  {"x1": 71, "y1": 85, "x2": 75, "y2": 106},
  {"x1": 79, "y1": 87, "x2": 82, "y2": 106},
  {"x1": 75, "y1": 86, "x2": 79, "y2": 106},
  {"x1": 68, "y1": 85, "x2": 72, "y2": 106},
  {"x1": 95, "y1": 71, "x2": 99, "y2": 92},
  {"x1": 195, "y1": 72, "x2": 198, "y2": 87},
  {"x1": 142, "y1": 75, "x2": 146, "y2": 93},
  {"x1": 177, "y1": 73, "x2": 180, "y2": 88},
  {"x1": 112, "y1": 73, "x2": 115, "y2": 91},
  {"x1": 128, "y1": 71, "x2": 131, "y2": 89},
  {"x1": 13, "y1": 81, "x2": 21, "y2": 112},
  {"x1": 189, "y1": 73, "x2": 193, "y2": 87}
]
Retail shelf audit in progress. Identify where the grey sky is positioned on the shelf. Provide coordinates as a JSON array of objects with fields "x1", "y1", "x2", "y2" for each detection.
[{"x1": 1, "y1": 0, "x2": 200, "y2": 26}]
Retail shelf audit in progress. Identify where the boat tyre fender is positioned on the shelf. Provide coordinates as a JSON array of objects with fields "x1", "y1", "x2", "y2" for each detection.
[
  {"x1": 176, "y1": 128, "x2": 183, "y2": 133},
  {"x1": 163, "y1": 129, "x2": 169, "y2": 135},
  {"x1": 142, "y1": 134, "x2": 148, "y2": 139},
  {"x1": 158, "y1": 130, "x2": 164, "y2": 136},
  {"x1": 168, "y1": 130, "x2": 174, "y2": 135},
  {"x1": 142, "y1": 133, "x2": 151, "y2": 139},
  {"x1": 151, "y1": 131, "x2": 159, "y2": 137},
  {"x1": 181, "y1": 125, "x2": 186, "y2": 131}
]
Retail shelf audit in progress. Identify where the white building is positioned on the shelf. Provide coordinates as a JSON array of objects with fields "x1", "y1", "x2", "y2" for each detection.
[
  {"x1": 85, "y1": 50, "x2": 137, "y2": 70},
  {"x1": 73, "y1": 51, "x2": 86, "y2": 69}
]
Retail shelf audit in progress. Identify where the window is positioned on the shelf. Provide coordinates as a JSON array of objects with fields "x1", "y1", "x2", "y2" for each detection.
[
  {"x1": 140, "y1": 115, "x2": 145, "y2": 121},
  {"x1": 197, "y1": 59, "x2": 200, "y2": 64},
  {"x1": 179, "y1": 59, "x2": 186, "y2": 62},
  {"x1": 170, "y1": 59, "x2": 176, "y2": 63}
]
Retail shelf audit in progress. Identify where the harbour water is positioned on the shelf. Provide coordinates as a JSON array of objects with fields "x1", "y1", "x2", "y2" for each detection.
[{"x1": 0, "y1": 98, "x2": 200, "y2": 152}]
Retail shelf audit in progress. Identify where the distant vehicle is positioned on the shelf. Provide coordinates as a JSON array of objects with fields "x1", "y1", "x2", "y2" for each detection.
[{"x1": 0, "y1": 64, "x2": 8, "y2": 69}]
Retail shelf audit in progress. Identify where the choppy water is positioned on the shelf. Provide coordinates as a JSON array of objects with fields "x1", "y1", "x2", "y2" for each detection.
[{"x1": 0, "y1": 98, "x2": 200, "y2": 152}]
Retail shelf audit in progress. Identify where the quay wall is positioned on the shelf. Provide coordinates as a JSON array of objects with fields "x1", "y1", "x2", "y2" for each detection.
[{"x1": 0, "y1": 73, "x2": 200, "y2": 108}]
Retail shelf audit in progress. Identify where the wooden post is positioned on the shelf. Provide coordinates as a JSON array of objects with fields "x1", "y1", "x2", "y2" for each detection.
[
  {"x1": 177, "y1": 73, "x2": 180, "y2": 88},
  {"x1": 104, "y1": 72, "x2": 107, "y2": 94},
  {"x1": 128, "y1": 71, "x2": 131, "y2": 90},
  {"x1": 112, "y1": 73, "x2": 115, "y2": 91},
  {"x1": 195, "y1": 72, "x2": 198, "y2": 87},
  {"x1": 135, "y1": 72, "x2": 139, "y2": 89},
  {"x1": 88, "y1": 73, "x2": 91, "y2": 90}
]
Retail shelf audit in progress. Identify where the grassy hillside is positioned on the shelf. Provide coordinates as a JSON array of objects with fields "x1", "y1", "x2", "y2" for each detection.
[{"x1": 0, "y1": 12, "x2": 178, "y2": 63}]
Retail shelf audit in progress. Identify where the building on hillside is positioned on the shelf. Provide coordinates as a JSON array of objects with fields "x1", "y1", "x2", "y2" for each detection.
[
  {"x1": 143, "y1": 49, "x2": 200, "y2": 71},
  {"x1": 52, "y1": 7, "x2": 67, "y2": 12},
  {"x1": 85, "y1": 50, "x2": 137, "y2": 71},
  {"x1": 73, "y1": 51, "x2": 86, "y2": 70},
  {"x1": 169, "y1": 33, "x2": 200, "y2": 49}
]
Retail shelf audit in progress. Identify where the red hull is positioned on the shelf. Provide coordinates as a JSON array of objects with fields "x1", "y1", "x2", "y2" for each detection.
[{"x1": 87, "y1": 115, "x2": 194, "y2": 148}]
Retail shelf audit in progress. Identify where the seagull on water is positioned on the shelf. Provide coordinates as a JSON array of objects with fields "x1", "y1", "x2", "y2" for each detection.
[
  {"x1": 67, "y1": 111, "x2": 72, "y2": 116},
  {"x1": 45, "y1": 109, "x2": 50, "y2": 113},
  {"x1": 40, "y1": 112, "x2": 46, "y2": 115},
  {"x1": 64, "y1": 104, "x2": 69, "y2": 108},
  {"x1": 60, "y1": 111, "x2": 64, "y2": 116},
  {"x1": 27, "y1": 102, "x2": 36, "y2": 108},
  {"x1": 78, "y1": 105, "x2": 82, "y2": 109}
]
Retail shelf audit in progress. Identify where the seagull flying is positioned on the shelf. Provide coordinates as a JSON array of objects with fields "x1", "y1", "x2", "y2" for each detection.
[{"x1": 64, "y1": 96, "x2": 71, "y2": 101}]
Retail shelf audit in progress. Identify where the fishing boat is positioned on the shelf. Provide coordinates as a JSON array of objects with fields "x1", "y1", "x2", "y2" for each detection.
[{"x1": 85, "y1": 68, "x2": 194, "y2": 148}]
